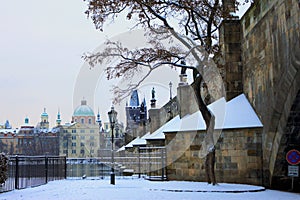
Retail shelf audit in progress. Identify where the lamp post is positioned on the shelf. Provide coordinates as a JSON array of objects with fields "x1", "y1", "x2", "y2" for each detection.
[{"x1": 108, "y1": 106, "x2": 117, "y2": 185}]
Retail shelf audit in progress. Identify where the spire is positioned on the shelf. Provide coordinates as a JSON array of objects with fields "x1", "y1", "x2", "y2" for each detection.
[
  {"x1": 5, "y1": 120, "x2": 12, "y2": 129},
  {"x1": 130, "y1": 90, "x2": 140, "y2": 107},
  {"x1": 96, "y1": 108, "x2": 102, "y2": 126},
  {"x1": 56, "y1": 108, "x2": 61, "y2": 126}
]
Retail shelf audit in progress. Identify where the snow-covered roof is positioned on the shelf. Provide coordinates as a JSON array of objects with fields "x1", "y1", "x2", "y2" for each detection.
[
  {"x1": 124, "y1": 136, "x2": 145, "y2": 149},
  {"x1": 117, "y1": 145, "x2": 126, "y2": 152},
  {"x1": 118, "y1": 132, "x2": 151, "y2": 151},
  {"x1": 153, "y1": 94, "x2": 263, "y2": 136},
  {"x1": 145, "y1": 115, "x2": 181, "y2": 140},
  {"x1": 223, "y1": 94, "x2": 263, "y2": 129},
  {"x1": 0, "y1": 128, "x2": 19, "y2": 134},
  {"x1": 121, "y1": 94, "x2": 263, "y2": 149}
]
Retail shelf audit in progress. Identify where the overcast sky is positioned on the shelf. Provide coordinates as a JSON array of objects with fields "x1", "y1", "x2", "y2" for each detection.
[
  {"x1": 0, "y1": 1, "x2": 251, "y2": 128},
  {"x1": 0, "y1": 0, "x2": 121, "y2": 127}
]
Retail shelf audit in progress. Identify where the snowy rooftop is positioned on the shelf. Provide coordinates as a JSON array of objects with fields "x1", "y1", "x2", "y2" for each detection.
[
  {"x1": 0, "y1": 128, "x2": 19, "y2": 134},
  {"x1": 143, "y1": 94, "x2": 262, "y2": 141},
  {"x1": 118, "y1": 94, "x2": 263, "y2": 151},
  {"x1": 164, "y1": 93, "x2": 263, "y2": 133}
]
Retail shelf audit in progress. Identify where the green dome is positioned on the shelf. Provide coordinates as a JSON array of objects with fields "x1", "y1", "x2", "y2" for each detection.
[{"x1": 73, "y1": 99, "x2": 95, "y2": 116}]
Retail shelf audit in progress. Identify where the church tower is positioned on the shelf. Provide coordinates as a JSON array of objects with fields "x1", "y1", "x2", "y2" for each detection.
[
  {"x1": 125, "y1": 90, "x2": 148, "y2": 140},
  {"x1": 56, "y1": 109, "x2": 62, "y2": 126},
  {"x1": 40, "y1": 108, "x2": 49, "y2": 129}
]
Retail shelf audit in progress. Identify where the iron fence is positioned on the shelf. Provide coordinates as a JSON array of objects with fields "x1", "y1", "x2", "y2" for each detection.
[
  {"x1": 0, "y1": 155, "x2": 66, "y2": 193},
  {"x1": 66, "y1": 158, "x2": 114, "y2": 179},
  {"x1": 138, "y1": 147, "x2": 167, "y2": 180}
]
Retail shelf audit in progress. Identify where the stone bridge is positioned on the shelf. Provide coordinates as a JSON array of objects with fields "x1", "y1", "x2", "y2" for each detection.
[{"x1": 221, "y1": 0, "x2": 300, "y2": 189}]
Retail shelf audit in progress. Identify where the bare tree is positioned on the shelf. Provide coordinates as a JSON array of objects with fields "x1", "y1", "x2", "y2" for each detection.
[{"x1": 83, "y1": 0, "x2": 249, "y2": 185}]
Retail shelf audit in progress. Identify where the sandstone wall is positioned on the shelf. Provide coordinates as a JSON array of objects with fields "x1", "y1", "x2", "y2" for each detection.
[
  {"x1": 165, "y1": 128, "x2": 263, "y2": 185},
  {"x1": 241, "y1": 0, "x2": 300, "y2": 186}
]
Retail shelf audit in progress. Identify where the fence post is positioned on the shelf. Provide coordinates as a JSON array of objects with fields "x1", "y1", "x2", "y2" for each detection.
[
  {"x1": 161, "y1": 148, "x2": 165, "y2": 180},
  {"x1": 45, "y1": 156, "x2": 48, "y2": 184},
  {"x1": 15, "y1": 156, "x2": 19, "y2": 189},
  {"x1": 64, "y1": 156, "x2": 67, "y2": 179},
  {"x1": 138, "y1": 147, "x2": 141, "y2": 178}
]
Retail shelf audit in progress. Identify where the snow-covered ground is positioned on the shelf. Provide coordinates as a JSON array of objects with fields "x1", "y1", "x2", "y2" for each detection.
[{"x1": 0, "y1": 178, "x2": 299, "y2": 200}]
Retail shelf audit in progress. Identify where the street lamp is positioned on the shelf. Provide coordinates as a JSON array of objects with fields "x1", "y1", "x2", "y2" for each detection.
[{"x1": 108, "y1": 105, "x2": 117, "y2": 185}]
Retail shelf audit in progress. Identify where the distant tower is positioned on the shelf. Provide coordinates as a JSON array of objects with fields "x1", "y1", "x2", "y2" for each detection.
[
  {"x1": 24, "y1": 116, "x2": 29, "y2": 125},
  {"x1": 56, "y1": 109, "x2": 62, "y2": 126},
  {"x1": 4, "y1": 120, "x2": 12, "y2": 129},
  {"x1": 40, "y1": 108, "x2": 49, "y2": 129},
  {"x1": 96, "y1": 109, "x2": 102, "y2": 128},
  {"x1": 125, "y1": 90, "x2": 148, "y2": 138}
]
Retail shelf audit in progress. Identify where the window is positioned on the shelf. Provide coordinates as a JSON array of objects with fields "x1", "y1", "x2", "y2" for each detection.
[
  {"x1": 80, "y1": 129, "x2": 85, "y2": 133},
  {"x1": 90, "y1": 142, "x2": 94, "y2": 147},
  {"x1": 72, "y1": 150, "x2": 76, "y2": 154},
  {"x1": 80, "y1": 136, "x2": 85, "y2": 140},
  {"x1": 88, "y1": 118, "x2": 92, "y2": 124},
  {"x1": 90, "y1": 136, "x2": 95, "y2": 140},
  {"x1": 90, "y1": 130, "x2": 95, "y2": 133},
  {"x1": 72, "y1": 142, "x2": 76, "y2": 147},
  {"x1": 72, "y1": 129, "x2": 76, "y2": 133},
  {"x1": 80, "y1": 142, "x2": 85, "y2": 147},
  {"x1": 72, "y1": 136, "x2": 76, "y2": 140},
  {"x1": 81, "y1": 118, "x2": 84, "y2": 124},
  {"x1": 80, "y1": 149, "x2": 85, "y2": 154}
]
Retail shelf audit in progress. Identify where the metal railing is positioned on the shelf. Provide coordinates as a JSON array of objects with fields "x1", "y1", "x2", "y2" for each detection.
[
  {"x1": 65, "y1": 147, "x2": 167, "y2": 181},
  {"x1": 66, "y1": 158, "x2": 114, "y2": 179},
  {"x1": 138, "y1": 147, "x2": 167, "y2": 180},
  {"x1": 0, "y1": 155, "x2": 66, "y2": 193}
]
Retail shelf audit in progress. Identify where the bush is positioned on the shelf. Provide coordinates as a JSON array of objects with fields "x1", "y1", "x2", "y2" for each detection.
[{"x1": 0, "y1": 153, "x2": 8, "y2": 185}]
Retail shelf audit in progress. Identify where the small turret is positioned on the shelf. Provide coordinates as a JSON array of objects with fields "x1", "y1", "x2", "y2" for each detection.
[
  {"x1": 56, "y1": 109, "x2": 62, "y2": 126},
  {"x1": 40, "y1": 108, "x2": 49, "y2": 129}
]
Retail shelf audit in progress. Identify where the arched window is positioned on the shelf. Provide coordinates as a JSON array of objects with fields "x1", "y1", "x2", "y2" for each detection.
[
  {"x1": 81, "y1": 118, "x2": 84, "y2": 124},
  {"x1": 88, "y1": 118, "x2": 92, "y2": 124}
]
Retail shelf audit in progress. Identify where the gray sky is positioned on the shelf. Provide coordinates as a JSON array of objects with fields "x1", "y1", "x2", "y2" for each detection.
[
  {"x1": 0, "y1": 1, "x2": 250, "y2": 128},
  {"x1": 0, "y1": 0, "x2": 120, "y2": 127}
]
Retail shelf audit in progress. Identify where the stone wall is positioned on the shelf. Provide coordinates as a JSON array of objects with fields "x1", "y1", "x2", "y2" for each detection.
[
  {"x1": 219, "y1": 19, "x2": 243, "y2": 100},
  {"x1": 165, "y1": 128, "x2": 263, "y2": 185},
  {"x1": 241, "y1": 0, "x2": 300, "y2": 187}
]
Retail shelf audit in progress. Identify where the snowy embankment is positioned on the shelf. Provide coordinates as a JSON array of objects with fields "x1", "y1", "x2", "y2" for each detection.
[{"x1": 0, "y1": 178, "x2": 299, "y2": 200}]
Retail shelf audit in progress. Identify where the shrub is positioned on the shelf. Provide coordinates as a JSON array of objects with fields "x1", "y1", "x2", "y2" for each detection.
[{"x1": 0, "y1": 153, "x2": 8, "y2": 185}]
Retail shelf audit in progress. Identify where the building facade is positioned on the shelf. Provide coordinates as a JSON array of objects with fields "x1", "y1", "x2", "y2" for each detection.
[{"x1": 58, "y1": 99, "x2": 101, "y2": 158}]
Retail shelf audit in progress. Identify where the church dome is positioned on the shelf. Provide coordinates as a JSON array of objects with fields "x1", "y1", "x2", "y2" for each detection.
[{"x1": 73, "y1": 99, "x2": 95, "y2": 116}]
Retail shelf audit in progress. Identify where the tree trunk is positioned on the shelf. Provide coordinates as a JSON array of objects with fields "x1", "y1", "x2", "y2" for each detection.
[{"x1": 191, "y1": 69, "x2": 217, "y2": 185}]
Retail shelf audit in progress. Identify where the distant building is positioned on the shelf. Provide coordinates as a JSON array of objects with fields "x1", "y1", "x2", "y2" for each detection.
[
  {"x1": 0, "y1": 112, "x2": 59, "y2": 156},
  {"x1": 17, "y1": 115, "x2": 59, "y2": 156},
  {"x1": 58, "y1": 99, "x2": 118, "y2": 158},
  {"x1": 0, "y1": 127, "x2": 18, "y2": 155},
  {"x1": 125, "y1": 90, "x2": 148, "y2": 142}
]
